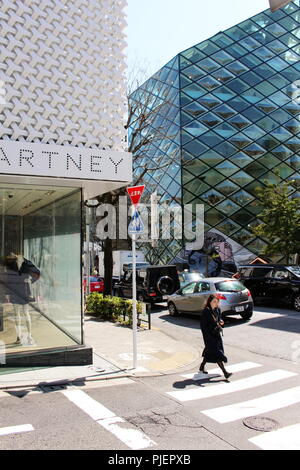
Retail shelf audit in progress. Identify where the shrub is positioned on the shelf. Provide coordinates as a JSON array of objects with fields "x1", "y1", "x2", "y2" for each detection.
[{"x1": 86, "y1": 293, "x2": 143, "y2": 326}]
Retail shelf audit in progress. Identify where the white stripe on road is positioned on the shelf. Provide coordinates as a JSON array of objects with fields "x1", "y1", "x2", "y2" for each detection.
[
  {"x1": 167, "y1": 369, "x2": 297, "y2": 402},
  {"x1": 63, "y1": 389, "x2": 156, "y2": 450},
  {"x1": 182, "y1": 362, "x2": 262, "y2": 380},
  {"x1": 0, "y1": 424, "x2": 34, "y2": 436},
  {"x1": 249, "y1": 423, "x2": 300, "y2": 450},
  {"x1": 202, "y1": 385, "x2": 300, "y2": 423}
]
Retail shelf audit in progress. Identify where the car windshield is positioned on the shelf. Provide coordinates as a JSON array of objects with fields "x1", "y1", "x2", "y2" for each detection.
[
  {"x1": 90, "y1": 276, "x2": 100, "y2": 282},
  {"x1": 215, "y1": 280, "x2": 245, "y2": 292},
  {"x1": 287, "y1": 267, "x2": 300, "y2": 278},
  {"x1": 180, "y1": 272, "x2": 203, "y2": 282}
]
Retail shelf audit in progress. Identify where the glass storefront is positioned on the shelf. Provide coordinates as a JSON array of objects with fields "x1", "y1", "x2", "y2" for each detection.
[{"x1": 0, "y1": 183, "x2": 82, "y2": 357}]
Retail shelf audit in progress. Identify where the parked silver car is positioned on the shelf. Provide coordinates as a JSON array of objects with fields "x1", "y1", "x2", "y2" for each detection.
[{"x1": 167, "y1": 277, "x2": 253, "y2": 320}]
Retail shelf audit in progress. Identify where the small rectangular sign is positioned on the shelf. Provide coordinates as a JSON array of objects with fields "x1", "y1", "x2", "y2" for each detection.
[{"x1": 0, "y1": 139, "x2": 132, "y2": 182}]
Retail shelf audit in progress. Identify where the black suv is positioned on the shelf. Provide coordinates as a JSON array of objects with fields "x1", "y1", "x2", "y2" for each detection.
[
  {"x1": 238, "y1": 265, "x2": 300, "y2": 311},
  {"x1": 114, "y1": 265, "x2": 180, "y2": 303}
]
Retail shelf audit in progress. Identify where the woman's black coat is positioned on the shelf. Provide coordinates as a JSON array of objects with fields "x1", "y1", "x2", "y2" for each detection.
[{"x1": 200, "y1": 306, "x2": 227, "y2": 363}]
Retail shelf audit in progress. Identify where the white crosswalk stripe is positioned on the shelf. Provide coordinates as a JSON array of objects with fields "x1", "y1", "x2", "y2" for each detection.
[
  {"x1": 0, "y1": 424, "x2": 34, "y2": 436},
  {"x1": 168, "y1": 369, "x2": 296, "y2": 402},
  {"x1": 249, "y1": 423, "x2": 300, "y2": 450},
  {"x1": 181, "y1": 361, "x2": 263, "y2": 380},
  {"x1": 63, "y1": 389, "x2": 156, "y2": 450}
]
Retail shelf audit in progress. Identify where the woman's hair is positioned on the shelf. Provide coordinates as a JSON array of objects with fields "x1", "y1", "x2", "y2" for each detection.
[{"x1": 204, "y1": 294, "x2": 219, "y2": 310}]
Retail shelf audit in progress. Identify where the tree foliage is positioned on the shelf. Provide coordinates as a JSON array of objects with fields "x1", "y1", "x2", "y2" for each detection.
[{"x1": 252, "y1": 179, "x2": 300, "y2": 263}]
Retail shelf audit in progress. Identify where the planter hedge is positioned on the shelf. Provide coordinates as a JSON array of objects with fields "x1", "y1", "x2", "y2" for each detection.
[{"x1": 86, "y1": 293, "x2": 143, "y2": 325}]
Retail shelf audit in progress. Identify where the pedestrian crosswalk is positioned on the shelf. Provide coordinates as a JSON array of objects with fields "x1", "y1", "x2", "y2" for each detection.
[{"x1": 166, "y1": 361, "x2": 300, "y2": 450}]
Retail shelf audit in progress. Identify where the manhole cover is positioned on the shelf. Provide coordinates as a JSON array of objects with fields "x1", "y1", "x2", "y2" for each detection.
[{"x1": 243, "y1": 416, "x2": 279, "y2": 432}]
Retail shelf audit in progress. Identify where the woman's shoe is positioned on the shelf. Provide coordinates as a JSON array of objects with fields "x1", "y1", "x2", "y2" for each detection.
[
  {"x1": 199, "y1": 364, "x2": 208, "y2": 374},
  {"x1": 224, "y1": 372, "x2": 233, "y2": 380}
]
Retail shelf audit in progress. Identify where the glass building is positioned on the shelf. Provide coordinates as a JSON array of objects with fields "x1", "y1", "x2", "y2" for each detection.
[{"x1": 129, "y1": 0, "x2": 300, "y2": 272}]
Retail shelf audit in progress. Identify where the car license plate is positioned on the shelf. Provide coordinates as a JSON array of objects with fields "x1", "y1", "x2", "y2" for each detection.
[
  {"x1": 235, "y1": 306, "x2": 244, "y2": 312},
  {"x1": 95, "y1": 285, "x2": 100, "y2": 289}
]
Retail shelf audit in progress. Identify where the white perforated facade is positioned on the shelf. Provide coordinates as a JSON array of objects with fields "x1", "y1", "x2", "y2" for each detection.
[{"x1": 0, "y1": 0, "x2": 127, "y2": 151}]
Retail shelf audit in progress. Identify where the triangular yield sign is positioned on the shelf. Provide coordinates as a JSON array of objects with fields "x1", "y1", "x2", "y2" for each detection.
[{"x1": 127, "y1": 185, "x2": 145, "y2": 207}]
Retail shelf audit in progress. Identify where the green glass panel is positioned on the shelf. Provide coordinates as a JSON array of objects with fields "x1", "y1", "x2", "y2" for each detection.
[
  {"x1": 200, "y1": 150, "x2": 224, "y2": 166},
  {"x1": 241, "y1": 71, "x2": 263, "y2": 86},
  {"x1": 275, "y1": 163, "x2": 295, "y2": 178},
  {"x1": 226, "y1": 26, "x2": 248, "y2": 41},
  {"x1": 256, "y1": 99, "x2": 277, "y2": 113},
  {"x1": 226, "y1": 79, "x2": 250, "y2": 94},
  {"x1": 183, "y1": 184, "x2": 209, "y2": 201},
  {"x1": 197, "y1": 41, "x2": 220, "y2": 55},
  {"x1": 180, "y1": 92, "x2": 194, "y2": 107},
  {"x1": 242, "y1": 125, "x2": 266, "y2": 140},
  {"x1": 255, "y1": 63, "x2": 277, "y2": 79},
  {"x1": 198, "y1": 76, "x2": 221, "y2": 91},
  {"x1": 254, "y1": 81, "x2": 277, "y2": 96},
  {"x1": 280, "y1": 33, "x2": 299, "y2": 48},
  {"x1": 212, "y1": 68, "x2": 235, "y2": 83},
  {"x1": 279, "y1": 17, "x2": 299, "y2": 31},
  {"x1": 272, "y1": 127, "x2": 292, "y2": 141},
  {"x1": 233, "y1": 229, "x2": 255, "y2": 244},
  {"x1": 183, "y1": 121, "x2": 208, "y2": 137},
  {"x1": 198, "y1": 131, "x2": 223, "y2": 147},
  {"x1": 180, "y1": 55, "x2": 193, "y2": 69},
  {"x1": 181, "y1": 64, "x2": 206, "y2": 81},
  {"x1": 267, "y1": 57, "x2": 289, "y2": 71},
  {"x1": 183, "y1": 83, "x2": 206, "y2": 99},
  {"x1": 254, "y1": 46, "x2": 274, "y2": 61},
  {"x1": 241, "y1": 88, "x2": 264, "y2": 104},
  {"x1": 244, "y1": 180, "x2": 266, "y2": 197},
  {"x1": 288, "y1": 154, "x2": 300, "y2": 171},
  {"x1": 272, "y1": 145, "x2": 293, "y2": 160},
  {"x1": 181, "y1": 47, "x2": 206, "y2": 63},
  {"x1": 181, "y1": 111, "x2": 193, "y2": 126},
  {"x1": 214, "y1": 123, "x2": 237, "y2": 138},
  {"x1": 230, "y1": 152, "x2": 253, "y2": 168},
  {"x1": 230, "y1": 210, "x2": 255, "y2": 226},
  {"x1": 200, "y1": 112, "x2": 222, "y2": 127},
  {"x1": 182, "y1": 170, "x2": 194, "y2": 185},
  {"x1": 265, "y1": 23, "x2": 286, "y2": 37},
  {"x1": 183, "y1": 140, "x2": 209, "y2": 157},
  {"x1": 252, "y1": 31, "x2": 274, "y2": 45},
  {"x1": 198, "y1": 94, "x2": 222, "y2": 109},
  {"x1": 230, "y1": 170, "x2": 256, "y2": 185},
  {"x1": 245, "y1": 199, "x2": 264, "y2": 215},
  {"x1": 239, "y1": 19, "x2": 260, "y2": 34},
  {"x1": 261, "y1": 171, "x2": 281, "y2": 185},
  {"x1": 215, "y1": 160, "x2": 239, "y2": 176},
  {"x1": 284, "y1": 2, "x2": 298, "y2": 13},
  {"x1": 200, "y1": 169, "x2": 225, "y2": 186},
  {"x1": 252, "y1": 13, "x2": 273, "y2": 27},
  {"x1": 205, "y1": 208, "x2": 226, "y2": 226},
  {"x1": 257, "y1": 135, "x2": 280, "y2": 151},
  {"x1": 242, "y1": 107, "x2": 264, "y2": 122},
  {"x1": 240, "y1": 55, "x2": 262, "y2": 69},
  {"x1": 226, "y1": 60, "x2": 249, "y2": 75},
  {"x1": 240, "y1": 37, "x2": 260, "y2": 51},
  {"x1": 183, "y1": 102, "x2": 207, "y2": 117},
  {"x1": 227, "y1": 97, "x2": 250, "y2": 112},
  {"x1": 284, "y1": 102, "x2": 300, "y2": 116},
  {"x1": 216, "y1": 199, "x2": 240, "y2": 215},
  {"x1": 225, "y1": 44, "x2": 247, "y2": 59},
  {"x1": 212, "y1": 33, "x2": 234, "y2": 48},
  {"x1": 198, "y1": 57, "x2": 220, "y2": 73},
  {"x1": 229, "y1": 133, "x2": 252, "y2": 149},
  {"x1": 216, "y1": 220, "x2": 241, "y2": 236},
  {"x1": 228, "y1": 114, "x2": 251, "y2": 130},
  {"x1": 284, "y1": 119, "x2": 300, "y2": 134},
  {"x1": 269, "y1": 90, "x2": 290, "y2": 106},
  {"x1": 245, "y1": 239, "x2": 268, "y2": 254},
  {"x1": 283, "y1": 137, "x2": 300, "y2": 151},
  {"x1": 258, "y1": 153, "x2": 281, "y2": 169},
  {"x1": 268, "y1": 74, "x2": 290, "y2": 89},
  {"x1": 201, "y1": 189, "x2": 225, "y2": 205},
  {"x1": 212, "y1": 86, "x2": 236, "y2": 101},
  {"x1": 212, "y1": 50, "x2": 234, "y2": 65},
  {"x1": 214, "y1": 104, "x2": 237, "y2": 119},
  {"x1": 268, "y1": 40, "x2": 287, "y2": 55},
  {"x1": 269, "y1": 109, "x2": 291, "y2": 124},
  {"x1": 256, "y1": 116, "x2": 278, "y2": 132},
  {"x1": 215, "y1": 180, "x2": 240, "y2": 196},
  {"x1": 214, "y1": 141, "x2": 238, "y2": 157},
  {"x1": 230, "y1": 189, "x2": 254, "y2": 206},
  {"x1": 181, "y1": 130, "x2": 194, "y2": 145},
  {"x1": 291, "y1": 10, "x2": 300, "y2": 22},
  {"x1": 184, "y1": 178, "x2": 205, "y2": 195}
]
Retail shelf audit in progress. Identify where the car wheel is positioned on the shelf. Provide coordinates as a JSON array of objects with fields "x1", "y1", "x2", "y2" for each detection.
[
  {"x1": 292, "y1": 294, "x2": 300, "y2": 312},
  {"x1": 168, "y1": 302, "x2": 179, "y2": 317},
  {"x1": 240, "y1": 311, "x2": 252, "y2": 320}
]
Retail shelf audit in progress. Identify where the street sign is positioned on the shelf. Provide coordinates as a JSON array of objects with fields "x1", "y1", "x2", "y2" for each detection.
[
  {"x1": 269, "y1": 0, "x2": 291, "y2": 11},
  {"x1": 128, "y1": 209, "x2": 144, "y2": 234},
  {"x1": 127, "y1": 185, "x2": 145, "y2": 207}
]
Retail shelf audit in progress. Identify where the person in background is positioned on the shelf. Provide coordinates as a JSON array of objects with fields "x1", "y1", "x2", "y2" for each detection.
[{"x1": 199, "y1": 294, "x2": 232, "y2": 380}]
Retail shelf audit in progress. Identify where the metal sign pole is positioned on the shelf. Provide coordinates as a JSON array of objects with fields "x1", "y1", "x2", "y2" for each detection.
[{"x1": 132, "y1": 232, "x2": 137, "y2": 369}]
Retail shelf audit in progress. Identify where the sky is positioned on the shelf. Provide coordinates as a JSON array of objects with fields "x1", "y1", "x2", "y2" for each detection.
[{"x1": 126, "y1": 0, "x2": 270, "y2": 84}]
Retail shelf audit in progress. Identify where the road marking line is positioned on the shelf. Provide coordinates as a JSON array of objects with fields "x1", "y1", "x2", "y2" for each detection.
[
  {"x1": 182, "y1": 362, "x2": 263, "y2": 380},
  {"x1": 0, "y1": 424, "x2": 34, "y2": 436},
  {"x1": 167, "y1": 369, "x2": 297, "y2": 402},
  {"x1": 62, "y1": 389, "x2": 156, "y2": 450},
  {"x1": 249, "y1": 423, "x2": 300, "y2": 450},
  {"x1": 202, "y1": 385, "x2": 300, "y2": 423}
]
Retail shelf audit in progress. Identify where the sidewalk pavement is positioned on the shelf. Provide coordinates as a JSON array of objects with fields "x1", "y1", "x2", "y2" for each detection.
[{"x1": 0, "y1": 316, "x2": 200, "y2": 390}]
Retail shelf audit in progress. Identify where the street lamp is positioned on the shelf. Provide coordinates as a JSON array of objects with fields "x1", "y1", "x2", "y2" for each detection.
[{"x1": 84, "y1": 199, "x2": 99, "y2": 295}]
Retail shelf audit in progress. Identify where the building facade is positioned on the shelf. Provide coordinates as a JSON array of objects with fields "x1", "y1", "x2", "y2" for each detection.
[
  {"x1": 129, "y1": 0, "x2": 300, "y2": 272},
  {"x1": 0, "y1": 0, "x2": 131, "y2": 366}
]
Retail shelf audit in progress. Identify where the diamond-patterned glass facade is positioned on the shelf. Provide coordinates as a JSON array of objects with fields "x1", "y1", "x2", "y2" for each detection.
[{"x1": 129, "y1": 1, "x2": 300, "y2": 268}]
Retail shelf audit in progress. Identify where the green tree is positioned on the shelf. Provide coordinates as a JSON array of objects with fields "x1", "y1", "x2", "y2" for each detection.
[{"x1": 252, "y1": 179, "x2": 300, "y2": 264}]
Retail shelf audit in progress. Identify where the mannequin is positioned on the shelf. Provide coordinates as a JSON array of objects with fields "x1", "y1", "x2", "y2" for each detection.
[{"x1": 1, "y1": 253, "x2": 40, "y2": 346}]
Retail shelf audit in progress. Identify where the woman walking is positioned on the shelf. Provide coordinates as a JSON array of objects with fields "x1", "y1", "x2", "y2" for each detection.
[{"x1": 199, "y1": 294, "x2": 232, "y2": 380}]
